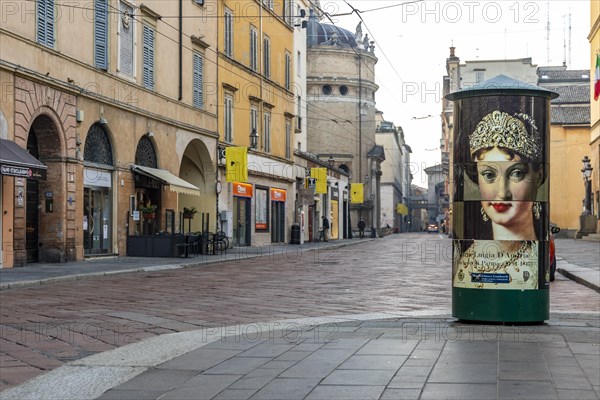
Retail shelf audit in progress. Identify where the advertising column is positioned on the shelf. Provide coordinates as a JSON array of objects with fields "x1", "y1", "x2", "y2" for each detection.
[{"x1": 446, "y1": 75, "x2": 557, "y2": 323}]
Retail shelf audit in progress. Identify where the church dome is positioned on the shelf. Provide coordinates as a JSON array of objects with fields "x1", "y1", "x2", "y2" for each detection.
[{"x1": 310, "y1": 22, "x2": 357, "y2": 48}]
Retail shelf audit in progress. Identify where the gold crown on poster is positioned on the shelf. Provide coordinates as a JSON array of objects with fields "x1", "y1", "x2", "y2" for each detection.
[{"x1": 469, "y1": 111, "x2": 541, "y2": 160}]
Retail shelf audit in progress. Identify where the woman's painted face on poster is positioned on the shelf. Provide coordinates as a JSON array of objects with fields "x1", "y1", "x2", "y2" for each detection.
[{"x1": 475, "y1": 147, "x2": 542, "y2": 227}]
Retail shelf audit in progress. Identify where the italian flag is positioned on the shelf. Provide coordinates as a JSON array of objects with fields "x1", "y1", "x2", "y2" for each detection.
[{"x1": 595, "y1": 54, "x2": 600, "y2": 101}]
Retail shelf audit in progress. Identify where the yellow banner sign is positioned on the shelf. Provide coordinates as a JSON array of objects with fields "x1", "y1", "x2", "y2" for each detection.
[
  {"x1": 396, "y1": 203, "x2": 408, "y2": 215},
  {"x1": 350, "y1": 183, "x2": 363, "y2": 204},
  {"x1": 311, "y1": 167, "x2": 327, "y2": 194},
  {"x1": 225, "y1": 147, "x2": 248, "y2": 183}
]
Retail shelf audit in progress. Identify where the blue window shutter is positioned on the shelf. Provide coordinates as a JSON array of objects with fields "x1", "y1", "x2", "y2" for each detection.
[
  {"x1": 37, "y1": 0, "x2": 54, "y2": 46},
  {"x1": 193, "y1": 53, "x2": 203, "y2": 108},
  {"x1": 45, "y1": 0, "x2": 54, "y2": 46},
  {"x1": 143, "y1": 25, "x2": 155, "y2": 89},
  {"x1": 94, "y1": 0, "x2": 108, "y2": 70},
  {"x1": 37, "y1": 0, "x2": 46, "y2": 44}
]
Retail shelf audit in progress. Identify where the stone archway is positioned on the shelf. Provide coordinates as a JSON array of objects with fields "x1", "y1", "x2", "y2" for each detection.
[
  {"x1": 11, "y1": 79, "x2": 78, "y2": 266},
  {"x1": 178, "y1": 139, "x2": 216, "y2": 232},
  {"x1": 20, "y1": 115, "x2": 69, "y2": 264}
]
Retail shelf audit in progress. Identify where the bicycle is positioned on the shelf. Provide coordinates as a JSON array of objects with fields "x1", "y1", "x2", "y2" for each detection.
[
  {"x1": 207, "y1": 231, "x2": 229, "y2": 253},
  {"x1": 316, "y1": 228, "x2": 328, "y2": 242}
]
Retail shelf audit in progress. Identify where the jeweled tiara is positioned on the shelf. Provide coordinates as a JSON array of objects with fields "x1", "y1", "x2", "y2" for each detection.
[{"x1": 469, "y1": 111, "x2": 541, "y2": 160}]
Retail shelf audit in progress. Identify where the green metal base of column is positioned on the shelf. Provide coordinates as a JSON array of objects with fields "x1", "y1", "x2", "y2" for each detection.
[{"x1": 453, "y1": 287, "x2": 549, "y2": 323}]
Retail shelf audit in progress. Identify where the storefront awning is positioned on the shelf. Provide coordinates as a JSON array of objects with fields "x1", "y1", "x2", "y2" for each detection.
[
  {"x1": 131, "y1": 165, "x2": 201, "y2": 196},
  {"x1": 0, "y1": 138, "x2": 47, "y2": 179}
]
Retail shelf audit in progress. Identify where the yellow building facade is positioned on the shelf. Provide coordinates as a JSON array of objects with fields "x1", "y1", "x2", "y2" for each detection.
[
  {"x1": 549, "y1": 125, "x2": 592, "y2": 231},
  {"x1": 590, "y1": 0, "x2": 600, "y2": 232},
  {"x1": 216, "y1": 0, "x2": 297, "y2": 246},
  {"x1": 1, "y1": 0, "x2": 218, "y2": 267}
]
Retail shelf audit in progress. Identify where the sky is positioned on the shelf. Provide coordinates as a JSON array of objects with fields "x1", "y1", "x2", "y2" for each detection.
[{"x1": 327, "y1": 0, "x2": 591, "y2": 188}]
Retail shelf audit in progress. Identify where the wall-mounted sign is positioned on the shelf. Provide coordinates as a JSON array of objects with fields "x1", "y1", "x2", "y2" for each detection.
[
  {"x1": 0, "y1": 165, "x2": 46, "y2": 179},
  {"x1": 331, "y1": 188, "x2": 339, "y2": 200},
  {"x1": 270, "y1": 188, "x2": 286, "y2": 202},
  {"x1": 16, "y1": 187, "x2": 24, "y2": 207},
  {"x1": 233, "y1": 182, "x2": 253, "y2": 198},
  {"x1": 84, "y1": 168, "x2": 112, "y2": 188}
]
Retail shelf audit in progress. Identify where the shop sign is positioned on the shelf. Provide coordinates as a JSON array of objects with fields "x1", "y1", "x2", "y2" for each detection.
[
  {"x1": 233, "y1": 182, "x2": 253, "y2": 198},
  {"x1": 331, "y1": 188, "x2": 339, "y2": 200},
  {"x1": 84, "y1": 169, "x2": 112, "y2": 188},
  {"x1": 270, "y1": 188, "x2": 286, "y2": 202},
  {"x1": 0, "y1": 165, "x2": 46, "y2": 179}
]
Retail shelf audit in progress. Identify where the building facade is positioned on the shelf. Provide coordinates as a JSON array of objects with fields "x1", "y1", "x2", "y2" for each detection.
[
  {"x1": 424, "y1": 164, "x2": 445, "y2": 229},
  {"x1": 305, "y1": 15, "x2": 381, "y2": 232},
  {"x1": 216, "y1": 0, "x2": 296, "y2": 247},
  {"x1": 375, "y1": 111, "x2": 410, "y2": 232},
  {"x1": 0, "y1": 0, "x2": 218, "y2": 268},
  {"x1": 589, "y1": 0, "x2": 600, "y2": 234},
  {"x1": 538, "y1": 67, "x2": 592, "y2": 236}
]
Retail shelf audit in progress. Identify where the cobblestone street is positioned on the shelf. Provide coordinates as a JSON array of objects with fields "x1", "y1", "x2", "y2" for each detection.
[{"x1": 1, "y1": 233, "x2": 599, "y2": 391}]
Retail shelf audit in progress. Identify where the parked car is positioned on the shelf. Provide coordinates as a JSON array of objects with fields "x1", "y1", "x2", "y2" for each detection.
[
  {"x1": 549, "y1": 225, "x2": 560, "y2": 282},
  {"x1": 427, "y1": 224, "x2": 439, "y2": 233}
]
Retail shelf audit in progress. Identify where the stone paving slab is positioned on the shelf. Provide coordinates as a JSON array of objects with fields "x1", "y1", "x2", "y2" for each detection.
[
  {"x1": 2, "y1": 313, "x2": 599, "y2": 400},
  {"x1": 1, "y1": 234, "x2": 599, "y2": 395}
]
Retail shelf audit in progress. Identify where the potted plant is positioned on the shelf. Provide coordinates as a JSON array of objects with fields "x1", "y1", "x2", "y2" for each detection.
[
  {"x1": 140, "y1": 203, "x2": 157, "y2": 219},
  {"x1": 183, "y1": 206, "x2": 197, "y2": 219}
]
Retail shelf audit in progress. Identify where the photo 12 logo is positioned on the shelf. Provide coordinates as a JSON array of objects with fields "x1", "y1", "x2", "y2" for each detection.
[{"x1": 400, "y1": 1, "x2": 540, "y2": 24}]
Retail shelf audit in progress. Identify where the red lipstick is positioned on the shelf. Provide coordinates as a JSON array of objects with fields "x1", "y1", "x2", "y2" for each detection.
[{"x1": 492, "y1": 203, "x2": 511, "y2": 213}]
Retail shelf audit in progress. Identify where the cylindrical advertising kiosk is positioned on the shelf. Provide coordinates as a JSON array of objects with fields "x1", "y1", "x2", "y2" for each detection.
[{"x1": 446, "y1": 75, "x2": 558, "y2": 323}]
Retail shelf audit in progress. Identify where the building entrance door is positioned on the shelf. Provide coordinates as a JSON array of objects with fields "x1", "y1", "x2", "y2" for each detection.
[
  {"x1": 308, "y1": 205, "x2": 314, "y2": 242},
  {"x1": 83, "y1": 187, "x2": 112, "y2": 255},
  {"x1": 233, "y1": 197, "x2": 250, "y2": 247},
  {"x1": 271, "y1": 201, "x2": 285, "y2": 243},
  {"x1": 25, "y1": 180, "x2": 39, "y2": 263}
]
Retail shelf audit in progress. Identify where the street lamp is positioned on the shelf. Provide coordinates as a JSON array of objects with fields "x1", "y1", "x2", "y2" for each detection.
[
  {"x1": 249, "y1": 128, "x2": 258, "y2": 150},
  {"x1": 582, "y1": 156, "x2": 593, "y2": 215},
  {"x1": 328, "y1": 154, "x2": 334, "y2": 168}
]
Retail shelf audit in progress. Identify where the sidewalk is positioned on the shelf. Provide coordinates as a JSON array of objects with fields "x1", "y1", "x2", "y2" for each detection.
[
  {"x1": 0, "y1": 236, "x2": 598, "y2": 400},
  {"x1": 1, "y1": 312, "x2": 598, "y2": 400},
  {"x1": 0, "y1": 238, "x2": 374, "y2": 291}
]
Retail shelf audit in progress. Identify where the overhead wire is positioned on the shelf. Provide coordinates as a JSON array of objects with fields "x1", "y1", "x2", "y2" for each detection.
[{"x1": 20, "y1": 0, "x2": 400, "y2": 155}]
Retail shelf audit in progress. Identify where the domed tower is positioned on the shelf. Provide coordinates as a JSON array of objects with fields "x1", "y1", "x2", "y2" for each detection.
[{"x1": 305, "y1": 12, "x2": 379, "y2": 227}]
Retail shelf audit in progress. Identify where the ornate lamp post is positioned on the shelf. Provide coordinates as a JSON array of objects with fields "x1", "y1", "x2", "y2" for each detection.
[
  {"x1": 582, "y1": 156, "x2": 593, "y2": 215},
  {"x1": 249, "y1": 129, "x2": 258, "y2": 150},
  {"x1": 577, "y1": 155, "x2": 597, "y2": 238}
]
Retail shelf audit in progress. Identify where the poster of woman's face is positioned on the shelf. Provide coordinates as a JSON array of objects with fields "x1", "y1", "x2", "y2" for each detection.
[{"x1": 452, "y1": 201, "x2": 547, "y2": 241}]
